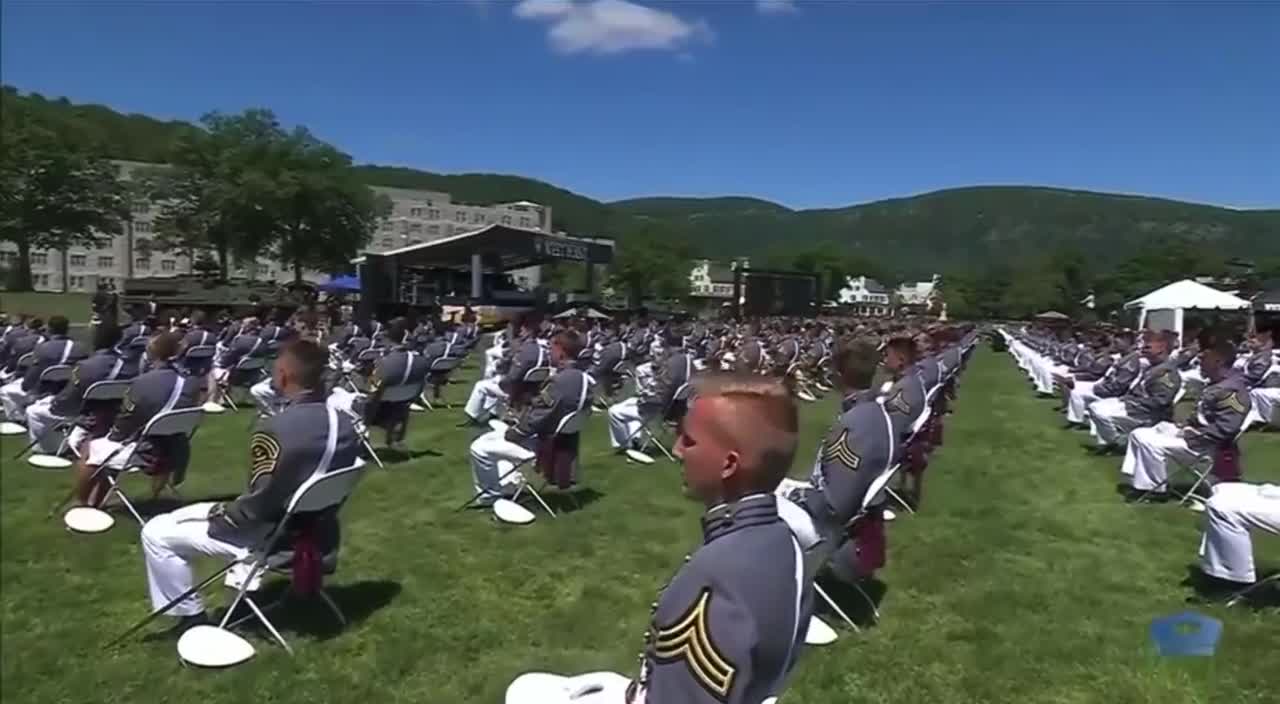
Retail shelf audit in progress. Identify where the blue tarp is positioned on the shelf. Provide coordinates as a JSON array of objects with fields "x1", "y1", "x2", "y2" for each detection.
[{"x1": 319, "y1": 275, "x2": 361, "y2": 293}]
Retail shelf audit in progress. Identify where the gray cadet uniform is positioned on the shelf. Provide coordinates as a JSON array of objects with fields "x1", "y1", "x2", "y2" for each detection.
[
  {"x1": 884, "y1": 370, "x2": 928, "y2": 440},
  {"x1": 800, "y1": 399, "x2": 898, "y2": 537},
  {"x1": 469, "y1": 367, "x2": 594, "y2": 502},
  {"x1": 22, "y1": 334, "x2": 89, "y2": 392},
  {"x1": 363, "y1": 346, "x2": 432, "y2": 442},
  {"x1": 505, "y1": 494, "x2": 811, "y2": 704},
  {"x1": 1, "y1": 329, "x2": 42, "y2": 376},
  {"x1": 84, "y1": 362, "x2": 202, "y2": 477},
  {"x1": 1123, "y1": 372, "x2": 1252, "y2": 492},
  {"x1": 141, "y1": 395, "x2": 360, "y2": 617},
  {"x1": 25, "y1": 347, "x2": 135, "y2": 453},
  {"x1": 607, "y1": 350, "x2": 692, "y2": 450},
  {"x1": 1243, "y1": 345, "x2": 1274, "y2": 388},
  {"x1": 1089, "y1": 358, "x2": 1180, "y2": 447},
  {"x1": 1092, "y1": 350, "x2": 1142, "y2": 398}
]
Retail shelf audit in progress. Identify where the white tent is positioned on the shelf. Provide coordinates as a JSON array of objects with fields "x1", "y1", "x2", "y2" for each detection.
[{"x1": 1124, "y1": 279, "x2": 1250, "y2": 342}]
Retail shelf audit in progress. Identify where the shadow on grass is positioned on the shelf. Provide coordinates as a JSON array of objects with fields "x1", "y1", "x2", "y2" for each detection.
[
  {"x1": 115, "y1": 493, "x2": 242, "y2": 520},
  {"x1": 231, "y1": 579, "x2": 403, "y2": 641},
  {"x1": 814, "y1": 574, "x2": 887, "y2": 628},
  {"x1": 1180, "y1": 564, "x2": 1280, "y2": 610},
  {"x1": 540, "y1": 487, "x2": 605, "y2": 514}
]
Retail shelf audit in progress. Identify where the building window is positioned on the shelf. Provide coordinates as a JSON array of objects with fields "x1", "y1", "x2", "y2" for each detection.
[
  {"x1": 162, "y1": 260, "x2": 176, "y2": 272},
  {"x1": 428, "y1": 208, "x2": 440, "y2": 219},
  {"x1": 98, "y1": 256, "x2": 114, "y2": 268},
  {"x1": 455, "y1": 211, "x2": 466, "y2": 222},
  {"x1": 409, "y1": 207, "x2": 423, "y2": 217},
  {"x1": 134, "y1": 221, "x2": 152, "y2": 233},
  {"x1": 101, "y1": 277, "x2": 114, "y2": 286},
  {"x1": 380, "y1": 237, "x2": 393, "y2": 247},
  {"x1": 136, "y1": 258, "x2": 150, "y2": 271},
  {"x1": 410, "y1": 238, "x2": 423, "y2": 246},
  {"x1": 427, "y1": 225, "x2": 440, "y2": 235},
  {"x1": 501, "y1": 215, "x2": 512, "y2": 225},
  {"x1": 132, "y1": 201, "x2": 149, "y2": 215},
  {"x1": 409, "y1": 223, "x2": 422, "y2": 233},
  {"x1": 473, "y1": 213, "x2": 486, "y2": 224},
  {"x1": 31, "y1": 252, "x2": 49, "y2": 266},
  {"x1": 519, "y1": 217, "x2": 530, "y2": 227},
  {"x1": 70, "y1": 254, "x2": 87, "y2": 267},
  {"x1": 96, "y1": 239, "x2": 111, "y2": 250},
  {"x1": 381, "y1": 220, "x2": 394, "y2": 231}
]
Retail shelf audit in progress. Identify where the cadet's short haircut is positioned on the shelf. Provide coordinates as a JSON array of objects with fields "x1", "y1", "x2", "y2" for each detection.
[
  {"x1": 148, "y1": 332, "x2": 182, "y2": 361},
  {"x1": 280, "y1": 339, "x2": 327, "y2": 391},
  {"x1": 93, "y1": 322, "x2": 122, "y2": 351},
  {"x1": 1204, "y1": 337, "x2": 1236, "y2": 361},
  {"x1": 47, "y1": 316, "x2": 70, "y2": 336},
  {"x1": 692, "y1": 373, "x2": 798, "y2": 492},
  {"x1": 553, "y1": 330, "x2": 584, "y2": 360},
  {"x1": 190, "y1": 309, "x2": 207, "y2": 326},
  {"x1": 387, "y1": 317, "x2": 408, "y2": 344},
  {"x1": 1115, "y1": 330, "x2": 1135, "y2": 343},
  {"x1": 885, "y1": 336, "x2": 919, "y2": 361},
  {"x1": 28, "y1": 317, "x2": 44, "y2": 330},
  {"x1": 834, "y1": 338, "x2": 881, "y2": 390}
]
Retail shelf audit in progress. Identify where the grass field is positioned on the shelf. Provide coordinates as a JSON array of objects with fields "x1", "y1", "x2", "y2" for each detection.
[
  {"x1": 0, "y1": 291, "x2": 94, "y2": 323},
  {"x1": 1, "y1": 347, "x2": 1277, "y2": 704}
]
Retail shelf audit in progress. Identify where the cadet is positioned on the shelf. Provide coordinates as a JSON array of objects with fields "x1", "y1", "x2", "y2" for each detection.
[
  {"x1": 1079, "y1": 330, "x2": 1143, "y2": 431},
  {"x1": 607, "y1": 328, "x2": 692, "y2": 456},
  {"x1": 1, "y1": 315, "x2": 86, "y2": 423},
  {"x1": 461, "y1": 314, "x2": 544, "y2": 426},
  {"x1": 208, "y1": 316, "x2": 265, "y2": 405},
  {"x1": 0, "y1": 317, "x2": 44, "y2": 383},
  {"x1": 140, "y1": 340, "x2": 361, "y2": 632},
  {"x1": 506, "y1": 373, "x2": 810, "y2": 704},
  {"x1": 1242, "y1": 327, "x2": 1274, "y2": 388},
  {"x1": 71, "y1": 332, "x2": 202, "y2": 508},
  {"x1": 26, "y1": 323, "x2": 135, "y2": 455},
  {"x1": 1088, "y1": 330, "x2": 1182, "y2": 450},
  {"x1": 469, "y1": 331, "x2": 593, "y2": 505},
  {"x1": 1122, "y1": 337, "x2": 1251, "y2": 501},
  {"x1": 362, "y1": 319, "x2": 432, "y2": 452}
]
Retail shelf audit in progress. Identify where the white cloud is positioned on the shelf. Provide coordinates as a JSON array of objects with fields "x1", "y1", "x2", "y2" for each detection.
[
  {"x1": 755, "y1": 0, "x2": 798, "y2": 14},
  {"x1": 514, "y1": 0, "x2": 713, "y2": 55}
]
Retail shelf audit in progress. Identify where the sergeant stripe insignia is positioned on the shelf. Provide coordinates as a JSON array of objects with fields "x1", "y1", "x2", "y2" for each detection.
[
  {"x1": 1220, "y1": 393, "x2": 1247, "y2": 415},
  {"x1": 821, "y1": 428, "x2": 861, "y2": 470},
  {"x1": 885, "y1": 389, "x2": 911, "y2": 415},
  {"x1": 652, "y1": 588, "x2": 736, "y2": 700},
  {"x1": 249, "y1": 432, "x2": 281, "y2": 482},
  {"x1": 1158, "y1": 371, "x2": 1177, "y2": 389}
]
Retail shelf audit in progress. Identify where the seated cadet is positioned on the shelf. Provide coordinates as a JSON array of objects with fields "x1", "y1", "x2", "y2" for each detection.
[
  {"x1": 607, "y1": 329, "x2": 692, "y2": 454},
  {"x1": 177, "y1": 310, "x2": 219, "y2": 379},
  {"x1": 1121, "y1": 337, "x2": 1250, "y2": 501},
  {"x1": 506, "y1": 373, "x2": 811, "y2": 704},
  {"x1": 1088, "y1": 330, "x2": 1182, "y2": 450},
  {"x1": 461, "y1": 315, "x2": 544, "y2": 427},
  {"x1": 1241, "y1": 327, "x2": 1274, "y2": 390},
  {"x1": 1, "y1": 315, "x2": 87, "y2": 423},
  {"x1": 70, "y1": 333, "x2": 203, "y2": 508},
  {"x1": 0, "y1": 317, "x2": 44, "y2": 384},
  {"x1": 118, "y1": 306, "x2": 154, "y2": 365},
  {"x1": 1063, "y1": 335, "x2": 1115, "y2": 426},
  {"x1": 207, "y1": 316, "x2": 264, "y2": 404},
  {"x1": 469, "y1": 332, "x2": 593, "y2": 504},
  {"x1": 26, "y1": 323, "x2": 135, "y2": 455},
  {"x1": 140, "y1": 340, "x2": 361, "y2": 632},
  {"x1": 248, "y1": 312, "x2": 306, "y2": 417},
  {"x1": 1243, "y1": 325, "x2": 1280, "y2": 429},
  {"x1": 588, "y1": 332, "x2": 629, "y2": 403},
  {"x1": 1194, "y1": 481, "x2": 1280, "y2": 598},
  {"x1": 359, "y1": 319, "x2": 431, "y2": 452}
]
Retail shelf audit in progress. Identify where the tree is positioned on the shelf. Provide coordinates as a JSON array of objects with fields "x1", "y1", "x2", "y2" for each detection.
[
  {"x1": 0, "y1": 112, "x2": 125, "y2": 291},
  {"x1": 607, "y1": 230, "x2": 693, "y2": 306}
]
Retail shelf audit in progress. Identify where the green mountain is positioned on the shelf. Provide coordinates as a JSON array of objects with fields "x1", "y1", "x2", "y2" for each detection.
[{"x1": 7, "y1": 86, "x2": 1278, "y2": 278}]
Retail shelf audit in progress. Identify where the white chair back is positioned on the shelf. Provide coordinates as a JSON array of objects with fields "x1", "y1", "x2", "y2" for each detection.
[
  {"x1": 429, "y1": 357, "x2": 460, "y2": 373},
  {"x1": 552, "y1": 374, "x2": 593, "y2": 435},
  {"x1": 523, "y1": 366, "x2": 553, "y2": 384},
  {"x1": 14, "y1": 352, "x2": 34, "y2": 369},
  {"x1": 83, "y1": 379, "x2": 131, "y2": 402},
  {"x1": 141, "y1": 406, "x2": 204, "y2": 438},
  {"x1": 672, "y1": 382, "x2": 692, "y2": 403},
  {"x1": 184, "y1": 345, "x2": 216, "y2": 361},
  {"x1": 379, "y1": 380, "x2": 424, "y2": 404},
  {"x1": 286, "y1": 460, "x2": 367, "y2": 515},
  {"x1": 39, "y1": 364, "x2": 74, "y2": 384},
  {"x1": 235, "y1": 356, "x2": 267, "y2": 372}
]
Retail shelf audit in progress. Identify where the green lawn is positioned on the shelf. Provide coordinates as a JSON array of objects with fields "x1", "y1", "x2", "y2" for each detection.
[
  {"x1": 1, "y1": 348, "x2": 1276, "y2": 703},
  {"x1": 0, "y1": 291, "x2": 94, "y2": 323}
]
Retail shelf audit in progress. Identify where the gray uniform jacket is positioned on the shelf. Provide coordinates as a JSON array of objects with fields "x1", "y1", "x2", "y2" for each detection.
[
  {"x1": 1122, "y1": 359, "x2": 1182, "y2": 423},
  {"x1": 505, "y1": 368, "x2": 594, "y2": 450},
  {"x1": 884, "y1": 371, "x2": 927, "y2": 439},
  {"x1": 635, "y1": 495, "x2": 810, "y2": 704},
  {"x1": 1243, "y1": 347, "x2": 1274, "y2": 388},
  {"x1": 1069, "y1": 350, "x2": 1111, "y2": 381},
  {"x1": 502, "y1": 338, "x2": 547, "y2": 388},
  {"x1": 590, "y1": 340, "x2": 627, "y2": 378},
  {"x1": 208, "y1": 394, "x2": 361, "y2": 548},
  {"x1": 737, "y1": 339, "x2": 763, "y2": 372},
  {"x1": 1093, "y1": 351, "x2": 1142, "y2": 398},
  {"x1": 108, "y1": 365, "x2": 202, "y2": 442},
  {"x1": 916, "y1": 357, "x2": 942, "y2": 395},
  {"x1": 641, "y1": 351, "x2": 693, "y2": 417},
  {"x1": 1183, "y1": 373, "x2": 1251, "y2": 454},
  {"x1": 804, "y1": 399, "x2": 897, "y2": 531},
  {"x1": 182, "y1": 327, "x2": 218, "y2": 350},
  {"x1": 217, "y1": 333, "x2": 266, "y2": 369},
  {"x1": 2, "y1": 331, "x2": 42, "y2": 374},
  {"x1": 368, "y1": 349, "x2": 431, "y2": 400},
  {"x1": 50, "y1": 349, "x2": 135, "y2": 419},
  {"x1": 22, "y1": 335, "x2": 89, "y2": 392}
]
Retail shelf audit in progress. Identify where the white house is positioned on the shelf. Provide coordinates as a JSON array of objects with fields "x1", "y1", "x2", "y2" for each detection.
[
  {"x1": 896, "y1": 274, "x2": 940, "y2": 308},
  {"x1": 689, "y1": 259, "x2": 745, "y2": 299},
  {"x1": 838, "y1": 276, "x2": 891, "y2": 316}
]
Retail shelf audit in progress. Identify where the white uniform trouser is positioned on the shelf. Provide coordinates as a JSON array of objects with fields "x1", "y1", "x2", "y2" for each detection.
[
  {"x1": 1088, "y1": 397, "x2": 1142, "y2": 447},
  {"x1": 250, "y1": 378, "x2": 286, "y2": 416},
  {"x1": 141, "y1": 502, "x2": 253, "y2": 616},
  {"x1": 505, "y1": 672, "x2": 633, "y2": 704},
  {"x1": 464, "y1": 378, "x2": 508, "y2": 421},
  {"x1": 1121, "y1": 423, "x2": 1203, "y2": 491},
  {"x1": 327, "y1": 387, "x2": 363, "y2": 416},
  {"x1": 1066, "y1": 381, "x2": 1100, "y2": 424},
  {"x1": 1198, "y1": 483, "x2": 1280, "y2": 583},
  {"x1": 469, "y1": 430, "x2": 533, "y2": 503},
  {"x1": 1247, "y1": 387, "x2": 1280, "y2": 429},
  {"x1": 607, "y1": 397, "x2": 645, "y2": 449},
  {"x1": 1034, "y1": 361, "x2": 1066, "y2": 395},
  {"x1": 484, "y1": 346, "x2": 505, "y2": 379},
  {"x1": 1, "y1": 379, "x2": 32, "y2": 422},
  {"x1": 25, "y1": 397, "x2": 69, "y2": 453}
]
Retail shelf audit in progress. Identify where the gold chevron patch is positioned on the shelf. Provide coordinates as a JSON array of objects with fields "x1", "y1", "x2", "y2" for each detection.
[
  {"x1": 652, "y1": 588, "x2": 736, "y2": 700},
  {"x1": 1220, "y1": 392, "x2": 1247, "y2": 415},
  {"x1": 821, "y1": 428, "x2": 861, "y2": 470},
  {"x1": 885, "y1": 389, "x2": 911, "y2": 415},
  {"x1": 249, "y1": 432, "x2": 281, "y2": 482}
]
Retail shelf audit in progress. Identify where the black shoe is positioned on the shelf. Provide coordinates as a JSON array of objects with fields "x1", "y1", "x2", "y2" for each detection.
[
  {"x1": 1124, "y1": 488, "x2": 1169, "y2": 504},
  {"x1": 456, "y1": 415, "x2": 483, "y2": 428}
]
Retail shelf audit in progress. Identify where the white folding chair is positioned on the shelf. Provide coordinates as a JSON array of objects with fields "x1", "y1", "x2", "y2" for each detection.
[
  {"x1": 352, "y1": 379, "x2": 425, "y2": 468},
  {"x1": 182, "y1": 345, "x2": 216, "y2": 376},
  {"x1": 1137, "y1": 424, "x2": 1249, "y2": 507},
  {"x1": 94, "y1": 407, "x2": 206, "y2": 525},
  {"x1": 417, "y1": 356, "x2": 461, "y2": 411},
  {"x1": 625, "y1": 382, "x2": 692, "y2": 463},
  {"x1": 20, "y1": 378, "x2": 131, "y2": 468},
  {"x1": 1226, "y1": 572, "x2": 1280, "y2": 607},
  {"x1": 107, "y1": 459, "x2": 369, "y2": 655},
  {"x1": 218, "y1": 356, "x2": 268, "y2": 412}
]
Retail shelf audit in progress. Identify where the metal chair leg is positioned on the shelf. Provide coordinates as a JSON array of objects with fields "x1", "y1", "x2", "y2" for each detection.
[
  {"x1": 1226, "y1": 573, "x2": 1280, "y2": 607},
  {"x1": 243, "y1": 596, "x2": 293, "y2": 655},
  {"x1": 813, "y1": 582, "x2": 860, "y2": 632},
  {"x1": 885, "y1": 487, "x2": 915, "y2": 514},
  {"x1": 318, "y1": 589, "x2": 347, "y2": 626}
]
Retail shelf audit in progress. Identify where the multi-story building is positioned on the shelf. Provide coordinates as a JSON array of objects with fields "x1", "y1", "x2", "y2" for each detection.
[
  {"x1": 837, "y1": 276, "x2": 891, "y2": 316},
  {"x1": 0, "y1": 161, "x2": 555, "y2": 292},
  {"x1": 688, "y1": 259, "x2": 745, "y2": 300},
  {"x1": 896, "y1": 275, "x2": 940, "y2": 307}
]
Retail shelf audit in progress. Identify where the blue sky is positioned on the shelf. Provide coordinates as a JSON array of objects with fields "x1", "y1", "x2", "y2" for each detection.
[{"x1": 2, "y1": 1, "x2": 1276, "y2": 210}]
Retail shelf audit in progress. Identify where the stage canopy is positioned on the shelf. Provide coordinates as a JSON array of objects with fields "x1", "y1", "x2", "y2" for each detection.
[
  {"x1": 1253, "y1": 287, "x2": 1280, "y2": 313},
  {"x1": 355, "y1": 224, "x2": 613, "y2": 273},
  {"x1": 1124, "y1": 279, "x2": 1250, "y2": 342}
]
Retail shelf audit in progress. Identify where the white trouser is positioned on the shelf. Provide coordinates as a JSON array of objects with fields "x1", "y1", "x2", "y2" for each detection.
[
  {"x1": 464, "y1": 378, "x2": 508, "y2": 421},
  {"x1": 1066, "y1": 381, "x2": 1099, "y2": 424},
  {"x1": 1182, "y1": 367, "x2": 1207, "y2": 395},
  {"x1": 484, "y1": 347, "x2": 505, "y2": 379},
  {"x1": 25, "y1": 396, "x2": 70, "y2": 453},
  {"x1": 1121, "y1": 423, "x2": 1203, "y2": 491},
  {"x1": 249, "y1": 378, "x2": 286, "y2": 416},
  {"x1": 607, "y1": 397, "x2": 644, "y2": 449},
  {"x1": 1246, "y1": 388, "x2": 1280, "y2": 429},
  {"x1": 1035, "y1": 361, "x2": 1066, "y2": 395},
  {"x1": 141, "y1": 502, "x2": 253, "y2": 617},
  {"x1": 1088, "y1": 397, "x2": 1141, "y2": 447},
  {"x1": 1198, "y1": 483, "x2": 1280, "y2": 583},
  {"x1": 469, "y1": 429, "x2": 534, "y2": 503},
  {"x1": 327, "y1": 387, "x2": 363, "y2": 416},
  {"x1": 505, "y1": 672, "x2": 634, "y2": 704},
  {"x1": 1, "y1": 379, "x2": 32, "y2": 422}
]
